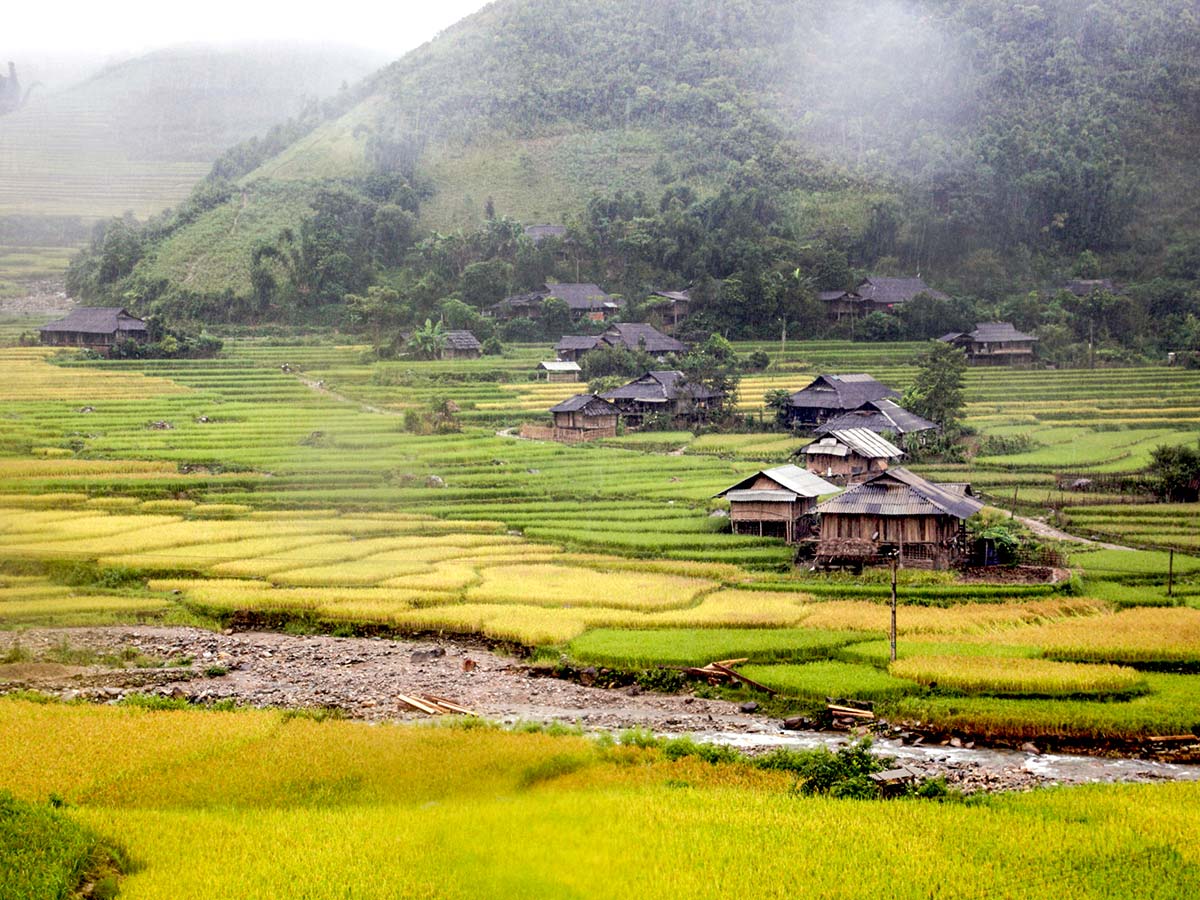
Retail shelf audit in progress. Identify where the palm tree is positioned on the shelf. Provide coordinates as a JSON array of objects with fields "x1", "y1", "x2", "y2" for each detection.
[{"x1": 409, "y1": 319, "x2": 447, "y2": 360}]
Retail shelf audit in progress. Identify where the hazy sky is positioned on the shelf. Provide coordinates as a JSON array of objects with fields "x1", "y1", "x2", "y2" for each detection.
[{"x1": 9, "y1": 0, "x2": 493, "y2": 58}]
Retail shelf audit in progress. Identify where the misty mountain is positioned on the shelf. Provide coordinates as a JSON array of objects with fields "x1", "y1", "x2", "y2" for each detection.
[
  {"x1": 69, "y1": 0, "x2": 1200, "y2": 339},
  {"x1": 0, "y1": 43, "x2": 383, "y2": 223}
]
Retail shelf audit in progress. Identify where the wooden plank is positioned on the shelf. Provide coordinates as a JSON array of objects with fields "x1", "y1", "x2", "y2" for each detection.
[
  {"x1": 712, "y1": 658, "x2": 750, "y2": 668},
  {"x1": 397, "y1": 693, "x2": 443, "y2": 715},
  {"x1": 711, "y1": 662, "x2": 777, "y2": 695},
  {"x1": 420, "y1": 694, "x2": 480, "y2": 716},
  {"x1": 827, "y1": 704, "x2": 875, "y2": 719}
]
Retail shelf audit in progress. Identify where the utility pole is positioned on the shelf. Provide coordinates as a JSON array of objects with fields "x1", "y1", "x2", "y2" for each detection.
[
  {"x1": 889, "y1": 551, "x2": 899, "y2": 663},
  {"x1": 780, "y1": 318, "x2": 788, "y2": 357},
  {"x1": 1168, "y1": 548, "x2": 1175, "y2": 598}
]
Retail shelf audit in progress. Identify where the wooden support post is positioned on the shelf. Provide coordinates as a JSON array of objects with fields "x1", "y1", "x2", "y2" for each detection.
[
  {"x1": 1168, "y1": 548, "x2": 1174, "y2": 598},
  {"x1": 889, "y1": 552, "x2": 898, "y2": 663}
]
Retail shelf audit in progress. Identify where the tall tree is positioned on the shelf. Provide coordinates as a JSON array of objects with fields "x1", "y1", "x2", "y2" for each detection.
[{"x1": 902, "y1": 341, "x2": 968, "y2": 433}]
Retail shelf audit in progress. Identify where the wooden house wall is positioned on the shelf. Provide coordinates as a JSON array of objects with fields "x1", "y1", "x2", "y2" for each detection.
[
  {"x1": 804, "y1": 452, "x2": 889, "y2": 481},
  {"x1": 821, "y1": 512, "x2": 955, "y2": 544},
  {"x1": 553, "y1": 410, "x2": 617, "y2": 431}
]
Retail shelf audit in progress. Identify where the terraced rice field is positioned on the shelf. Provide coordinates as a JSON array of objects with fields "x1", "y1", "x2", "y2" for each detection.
[{"x1": 0, "y1": 340, "x2": 1198, "y2": 741}]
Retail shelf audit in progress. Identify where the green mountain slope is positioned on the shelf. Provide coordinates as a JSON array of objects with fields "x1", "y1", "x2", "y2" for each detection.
[{"x1": 72, "y1": 0, "x2": 1200, "y2": 343}]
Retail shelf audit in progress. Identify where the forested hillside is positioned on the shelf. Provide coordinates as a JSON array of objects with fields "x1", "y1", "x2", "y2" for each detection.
[{"x1": 69, "y1": 0, "x2": 1200, "y2": 355}]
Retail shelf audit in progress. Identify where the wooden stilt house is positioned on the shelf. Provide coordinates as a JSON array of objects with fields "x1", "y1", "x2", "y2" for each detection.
[
  {"x1": 714, "y1": 465, "x2": 838, "y2": 543},
  {"x1": 813, "y1": 468, "x2": 983, "y2": 569}
]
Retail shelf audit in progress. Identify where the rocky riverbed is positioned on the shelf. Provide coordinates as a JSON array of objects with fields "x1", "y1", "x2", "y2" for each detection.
[{"x1": 2, "y1": 625, "x2": 1197, "y2": 794}]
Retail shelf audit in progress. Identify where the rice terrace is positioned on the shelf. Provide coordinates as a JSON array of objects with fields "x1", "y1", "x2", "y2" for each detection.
[{"x1": 5, "y1": 0, "x2": 1200, "y2": 897}]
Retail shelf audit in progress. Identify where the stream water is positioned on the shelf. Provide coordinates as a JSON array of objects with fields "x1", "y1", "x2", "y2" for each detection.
[{"x1": 694, "y1": 727, "x2": 1200, "y2": 785}]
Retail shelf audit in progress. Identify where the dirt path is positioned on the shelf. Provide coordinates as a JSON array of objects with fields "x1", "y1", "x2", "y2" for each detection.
[
  {"x1": 0, "y1": 626, "x2": 759, "y2": 733},
  {"x1": 1014, "y1": 514, "x2": 1132, "y2": 551},
  {"x1": 3, "y1": 626, "x2": 1195, "y2": 791},
  {"x1": 293, "y1": 373, "x2": 395, "y2": 416}
]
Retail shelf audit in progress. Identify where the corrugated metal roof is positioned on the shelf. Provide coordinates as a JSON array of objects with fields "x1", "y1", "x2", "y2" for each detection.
[
  {"x1": 817, "y1": 467, "x2": 983, "y2": 519},
  {"x1": 539, "y1": 360, "x2": 581, "y2": 372},
  {"x1": 803, "y1": 437, "x2": 849, "y2": 457},
  {"x1": 725, "y1": 489, "x2": 799, "y2": 503},
  {"x1": 715, "y1": 464, "x2": 838, "y2": 499},
  {"x1": 829, "y1": 428, "x2": 903, "y2": 459}
]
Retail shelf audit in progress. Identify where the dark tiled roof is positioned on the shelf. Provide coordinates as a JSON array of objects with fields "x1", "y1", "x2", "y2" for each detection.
[
  {"x1": 443, "y1": 330, "x2": 482, "y2": 351},
  {"x1": 601, "y1": 370, "x2": 723, "y2": 403},
  {"x1": 494, "y1": 292, "x2": 545, "y2": 311},
  {"x1": 816, "y1": 399, "x2": 940, "y2": 437},
  {"x1": 555, "y1": 335, "x2": 601, "y2": 352},
  {"x1": 964, "y1": 322, "x2": 1037, "y2": 343},
  {"x1": 549, "y1": 393, "x2": 619, "y2": 415},
  {"x1": 788, "y1": 374, "x2": 899, "y2": 411},
  {"x1": 817, "y1": 467, "x2": 983, "y2": 520},
  {"x1": 601, "y1": 322, "x2": 686, "y2": 354},
  {"x1": 524, "y1": 224, "x2": 567, "y2": 243},
  {"x1": 856, "y1": 277, "x2": 949, "y2": 305},
  {"x1": 39, "y1": 307, "x2": 147, "y2": 335},
  {"x1": 543, "y1": 283, "x2": 621, "y2": 312}
]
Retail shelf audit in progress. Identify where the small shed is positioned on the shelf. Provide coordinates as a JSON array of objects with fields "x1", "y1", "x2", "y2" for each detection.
[
  {"x1": 802, "y1": 428, "x2": 903, "y2": 483},
  {"x1": 818, "y1": 290, "x2": 868, "y2": 321},
  {"x1": 524, "y1": 224, "x2": 567, "y2": 244},
  {"x1": 538, "y1": 360, "x2": 581, "y2": 382},
  {"x1": 813, "y1": 468, "x2": 983, "y2": 569},
  {"x1": 785, "y1": 374, "x2": 900, "y2": 429},
  {"x1": 714, "y1": 465, "x2": 838, "y2": 543},
  {"x1": 547, "y1": 394, "x2": 619, "y2": 442},
  {"x1": 554, "y1": 334, "x2": 601, "y2": 362},
  {"x1": 442, "y1": 330, "x2": 482, "y2": 359},
  {"x1": 939, "y1": 322, "x2": 1037, "y2": 366},
  {"x1": 815, "y1": 400, "x2": 940, "y2": 449},
  {"x1": 38, "y1": 307, "x2": 148, "y2": 355}
]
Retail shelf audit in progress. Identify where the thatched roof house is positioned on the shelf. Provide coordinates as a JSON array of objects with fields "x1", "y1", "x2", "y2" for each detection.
[
  {"x1": 802, "y1": 428, "x2": 903, "y2": 483},
  {"x1": 545, "y1": 393, "x2": 619, "y2": 442},
  {"x1": 815, "y1": 399, "x2": 940, "y2": 448},
  {"x1": 714, "y1": 464, "x2": 838, "y2": 543},
  {"x1": 939, "y1": 322, "x2": 1037, "y2": 366},
  {"x1": 814, "y1": 468, "x2": 983, "y2": 569},
  {"x1": 601, "y1": 370, "x2": 723, "y2": 427},
  {"x1": 442, "y1": 330, "x2": 483, "y2": 359},
  {"x1": 39, "y1": 307, "x2": 148, "y2": 354},
  {"x1": 785, "y1": 374, "x2": 900, "y2": 429}
]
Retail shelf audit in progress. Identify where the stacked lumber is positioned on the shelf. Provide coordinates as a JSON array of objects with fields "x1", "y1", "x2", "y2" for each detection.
[
  {"x1": 678, "y1": 659, "x2": 777, "y2": 695},
  {"x1": 397, "y1": 693, "x2": 479, "y2": 716}
]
